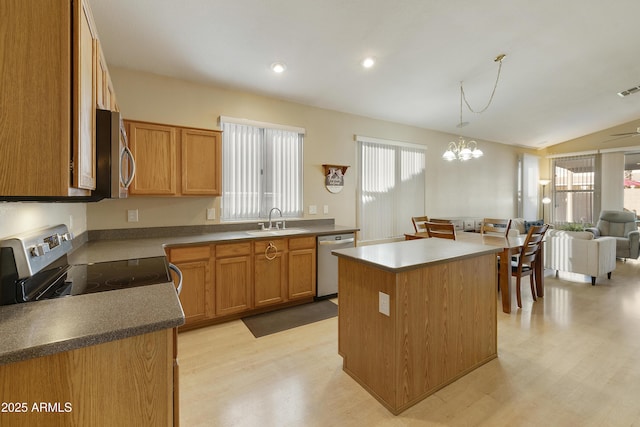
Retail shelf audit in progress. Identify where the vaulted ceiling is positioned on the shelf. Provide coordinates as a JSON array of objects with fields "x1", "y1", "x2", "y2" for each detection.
[{"x1": 89, "y1": 0, "x2": 640, "y2": 149}]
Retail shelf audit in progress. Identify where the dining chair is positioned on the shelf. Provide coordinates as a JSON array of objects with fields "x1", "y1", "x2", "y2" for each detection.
[
  {"x1": 481, "y1": 218, "x2": 512, "y2": 236},
  {"x1": 425, "y1": 221, "x2": 456, "y2": 240},
  {"x1": 511, "y1": 223, "x2": 549, "y2": 308},
  {"x1": 411, "y1": 216, "x2": 429, "y2": 233}
]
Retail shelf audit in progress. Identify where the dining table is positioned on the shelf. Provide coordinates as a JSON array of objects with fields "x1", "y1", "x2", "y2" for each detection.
[{"x1": 404, "y1": 231, "x2": 543, "y2": 313}]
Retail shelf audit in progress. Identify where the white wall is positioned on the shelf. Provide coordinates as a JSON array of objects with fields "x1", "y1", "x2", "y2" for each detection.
[
  {"x1": 0, "y1": 203, "x2": 86, "y2": 240},
  {"x1": 85, "y1": 67, "x2": 531, "y2": 230}
]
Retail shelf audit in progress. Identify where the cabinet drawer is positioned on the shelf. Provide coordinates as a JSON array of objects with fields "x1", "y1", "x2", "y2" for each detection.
[
  {"x1": 216, "y1": 242, "x2": 252, "y2": 257},
  {"x1": 168, "y1": 245, "x2": 211, "y2": 263},
  {"x1": 288, "y1": 236, "x2": 316, "y2": 250},
  {"x1": 254, "y1": 239, "x2": 286, "y2": 253}
]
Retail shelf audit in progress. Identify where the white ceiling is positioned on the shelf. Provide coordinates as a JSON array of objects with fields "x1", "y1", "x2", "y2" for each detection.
[{"x1": 89, "y1": 0, "x2": 640, "y2": 149}]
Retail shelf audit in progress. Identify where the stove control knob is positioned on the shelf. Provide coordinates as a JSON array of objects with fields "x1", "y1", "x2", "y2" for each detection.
[
  {"x1": 29, "y1": 243, "x2": 51, "y2": 258},
  {"x1": 60, "y1": 232, "x2": 73, "y2": 242}
]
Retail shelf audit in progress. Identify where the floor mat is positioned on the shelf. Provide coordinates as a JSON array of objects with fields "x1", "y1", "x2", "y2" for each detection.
[{"x1": 242, "y1": 300, "x2": 337, "y2": 338}]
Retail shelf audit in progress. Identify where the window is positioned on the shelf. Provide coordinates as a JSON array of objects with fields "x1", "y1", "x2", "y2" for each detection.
[
  {"x1": 356, "y1": 136, "x2": 426, "y2": 243},
  {"x1": 221, "y1": 119, "x2": 304, "y2": 220},
  {"x1": 624, "y1": 152, "x2": 640, "y2": 215},
  {"x1": 551, "y1": 154, "x2": 597, "y2": 225}
]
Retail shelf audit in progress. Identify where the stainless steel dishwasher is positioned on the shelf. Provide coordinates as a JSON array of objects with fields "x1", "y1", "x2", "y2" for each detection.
[{"x1": 316, "y1": 233, "x2": 355, "y2": 298}]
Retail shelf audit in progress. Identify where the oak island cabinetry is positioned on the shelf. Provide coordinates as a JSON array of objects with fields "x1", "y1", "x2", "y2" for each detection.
[
  {"x1": 0, "y1": 327, "x2": 178, "y2": 427},
  {"x1": 1, "y1": 0, "x2": 110, "y2": 197},
  {"x1": 125, "y1": 120, "x2": 222, "y2": 196},
  {"x1": 333, "y1": 238, "x2": 500, "y2": 415}
]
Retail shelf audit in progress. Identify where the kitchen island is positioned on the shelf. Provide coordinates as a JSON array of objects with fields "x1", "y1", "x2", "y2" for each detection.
[{"x1": 333, "y1": 238, "x2": 500, "y2": 415}]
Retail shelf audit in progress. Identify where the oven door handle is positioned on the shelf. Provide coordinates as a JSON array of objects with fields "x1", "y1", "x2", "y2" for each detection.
[{"x1": 168, "y1": 263, "x2": 183, "y2": 296}]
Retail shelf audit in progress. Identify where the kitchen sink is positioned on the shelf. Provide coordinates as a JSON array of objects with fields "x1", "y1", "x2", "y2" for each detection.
[{"x1": 245, "y1": 228, "x2": 309, "y2": 237}]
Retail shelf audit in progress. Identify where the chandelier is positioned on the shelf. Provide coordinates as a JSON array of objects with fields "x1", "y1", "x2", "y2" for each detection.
[{"x1": 442, "y1": 54, "x2": 505, "y2": 162}]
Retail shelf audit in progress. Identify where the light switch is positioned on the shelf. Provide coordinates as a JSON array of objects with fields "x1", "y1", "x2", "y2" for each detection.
[
  {"x1": 323, "y1": 205, "x2": 329, "y2": 214},
  {"x1": 206, "y1": 208, "x2": 216, "y2": 220},
  {"x1": 309, "y1": 205, "x2": 317, "y2": 215},
  {"x1": 379, "y1": 292, "x2": 390, "y2": 316}
]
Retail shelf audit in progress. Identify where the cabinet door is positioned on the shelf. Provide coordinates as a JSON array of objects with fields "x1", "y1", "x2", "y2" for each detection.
[
  {"x1": 181, "y1": 129, "x2": 222, "y2": 195},
  {"x1": 128, "y1": 121, "x2": 178, "y2": 195},
  {"x1": 0, "y1": 0, "x2": 72, "y2": 196},
  {"x1": 288, "y1": 248, "x2": 316, "y2": 299},
  {"x1": 73, "y1": 0, "x2": 97, "y2": 190},
  {"x1": 254, "y1": 240, "x2": 286, "y2": 307},
  {"x1": 173, "y1": 260, "x2": 212, "y2": 325},
  {"x1": 215, "y1": 256, "x2": 252, "y2": 316},
  {"x1": 96, "y1": 40, "x2": 108, "y2": 109}
]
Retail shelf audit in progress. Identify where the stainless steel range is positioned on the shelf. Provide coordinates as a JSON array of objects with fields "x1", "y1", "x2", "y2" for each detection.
[{"x1": 0, "y1": 224, "x2": 179, "y2": 306}]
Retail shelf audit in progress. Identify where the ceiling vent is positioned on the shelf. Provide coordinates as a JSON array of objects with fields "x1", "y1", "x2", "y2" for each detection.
[{"x1": 617, "y1": 85, "x2": 640, "y2": 97}]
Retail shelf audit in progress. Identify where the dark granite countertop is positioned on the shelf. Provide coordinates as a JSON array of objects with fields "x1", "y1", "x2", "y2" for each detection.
[
  {"x1": 68, "y1": 223, "x2": 359, "y2": 264},
  {"x1": 0, "y1": 283, "x2": 184, "y2": 366}
]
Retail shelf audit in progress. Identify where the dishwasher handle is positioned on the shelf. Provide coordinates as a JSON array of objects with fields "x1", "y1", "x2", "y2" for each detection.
[
  {"x1": 318, "y1": 238, "x2": 354, "y2": 245},
  {"x1": 168, "y1": 263, "x2": 183, "y2": 296}
]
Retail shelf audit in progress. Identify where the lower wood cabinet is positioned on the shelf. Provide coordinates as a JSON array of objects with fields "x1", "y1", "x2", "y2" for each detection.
[
  {"x1": 288, "y1": 237, "x2": 317, "y2": 299},
  {"x1": 167, "y1": 245, "x2": 214, "y2": 326},
  {"x1": 167, "y1": 236, "x2": 317, "y2": 330},
  {"x1": 215, "y1": 242, "x2": 253, "y2": 316},
  {"x1": 254, "y1": 239, "x2": 286, "y2": 307}
]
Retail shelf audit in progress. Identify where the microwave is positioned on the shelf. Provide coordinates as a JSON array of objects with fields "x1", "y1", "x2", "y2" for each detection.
[{"x1": 95, "y1": 109, "x2": 136, "y2": 200}]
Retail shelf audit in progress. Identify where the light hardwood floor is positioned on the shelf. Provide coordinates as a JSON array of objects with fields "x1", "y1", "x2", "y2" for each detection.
[{"x1": 179, "y1": 260, "x2": 640, "y2": 426}]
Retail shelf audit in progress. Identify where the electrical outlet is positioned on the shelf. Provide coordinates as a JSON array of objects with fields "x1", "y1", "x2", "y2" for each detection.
[
  {"x1": 206, "y1": 208, "x2": 216, "y2": 220},
  {"x1": 323, "y1": 205, "x2": 329, "y2": 214},
  {"x1": 379, "y1": 292, "x2": 390, "y2": 316},
  {"x1": 127, "y1": 209, "x2": 139, "y2": 222},
  {"x1": 309, "y1": 205, "x2": 317, "y2": 215},
  {"x1": 69, "y1": 215, "x2": 74, "y2": 229}
]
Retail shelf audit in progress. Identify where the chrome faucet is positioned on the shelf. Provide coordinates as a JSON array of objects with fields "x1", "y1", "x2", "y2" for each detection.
[{"x1": 268, "y1": 207, "x2": 283, "y2": 229}]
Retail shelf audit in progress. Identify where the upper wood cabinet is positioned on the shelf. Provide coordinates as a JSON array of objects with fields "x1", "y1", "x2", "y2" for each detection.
[
  {"x1": 181, "y1": 128, "x2": 222, "y2": 195},
  {"x1": 95, "y1": 39, "x2": 119, "y2": 112},
  {"x1": 0, "y1": 0, "x2": 109, "y2": 197},
  {"x1": 127, "y1": 122, "x2": 178, "y2": 195},
  {"x1": 73, "y1": 0, "x2": 98, "y2": 191},
  {"x1": 125, "y1": 120, "x2": 222, "y2": 197}
]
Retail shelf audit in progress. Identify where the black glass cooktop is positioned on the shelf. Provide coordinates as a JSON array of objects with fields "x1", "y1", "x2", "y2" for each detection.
[{"x1": 18, "y1": 256, "x2": 171, "y2": 302}]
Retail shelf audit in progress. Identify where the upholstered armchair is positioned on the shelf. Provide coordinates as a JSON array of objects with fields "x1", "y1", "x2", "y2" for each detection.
[
  {"x1": 586, "y1": 210, "x2": 640, "y2": 260},
  {"x1": 544, "y1": 230, "x2": 616, "y2": 285}
]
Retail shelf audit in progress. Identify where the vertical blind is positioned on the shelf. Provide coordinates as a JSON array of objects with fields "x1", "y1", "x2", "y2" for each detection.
[
  {"x1": 552, "y1": 154, "x2": 596, "y2": 224},
  {"x1": 221, "y1": 121, "x2": 303, "y2": 220},
  {"x1": 357, "y1": 137, "x2": 426, "y2": 242}
]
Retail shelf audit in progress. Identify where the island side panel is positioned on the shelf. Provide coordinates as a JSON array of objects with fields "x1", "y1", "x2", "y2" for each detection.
[
  {"x1": 338, "y1": 257, "x2": 397, "y2": 408},
  {"x1": 395, "y1": 253, "x2": 497, "y2": 411}
]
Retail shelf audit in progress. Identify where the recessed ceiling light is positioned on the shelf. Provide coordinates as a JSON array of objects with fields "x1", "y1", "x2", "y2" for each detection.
[
  {"x1": 271, "y1": 62, "x2": 286, "y2": 73},
  {"x1": 362, "y1": 57, "x2": 375, "y2": 68}
]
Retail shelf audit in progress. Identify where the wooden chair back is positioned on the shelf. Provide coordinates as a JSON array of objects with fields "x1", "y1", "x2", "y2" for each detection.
[
  {"x1": 411, "y1": 216, "x2": 429, "y2": 233},
  {"x1": 511, "y1": 223, "x2": 549, "y2": 308},
  {"x1": 425, "y1": 221, "x2": 456, "y2": 240},
  {"x1": 481, "y1": 218, "x2": 512, "y2": 236},
  {"x1": 429, "y1": 218, "x2": 453, "y2": 224}
]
